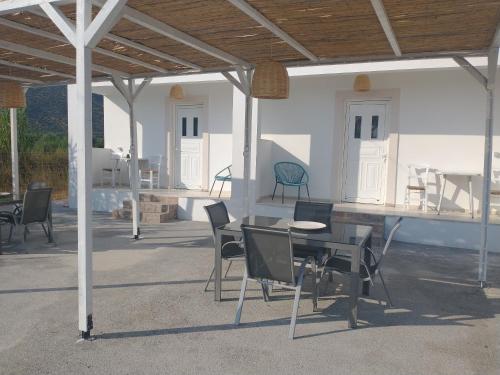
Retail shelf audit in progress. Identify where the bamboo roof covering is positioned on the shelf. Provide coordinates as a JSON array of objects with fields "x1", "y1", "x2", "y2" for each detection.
[{"x1": 0, "y1": 0, "x2": 499, "y2": 86}]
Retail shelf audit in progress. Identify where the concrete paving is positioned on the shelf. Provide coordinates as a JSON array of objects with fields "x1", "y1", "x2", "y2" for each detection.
[{"x1": 0, "y1": 205, "x2": 499, "y2": 375}]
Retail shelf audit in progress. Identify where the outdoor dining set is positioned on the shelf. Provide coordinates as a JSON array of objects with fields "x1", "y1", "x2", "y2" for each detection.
[{"x1": 203, "y1": 200, "x2": 402, "y2": 339}]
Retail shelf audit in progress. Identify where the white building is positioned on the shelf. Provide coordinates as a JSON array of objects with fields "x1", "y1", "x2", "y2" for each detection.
[{"x1": 68, "y1": 58, "x2": 500, "y2": 251}]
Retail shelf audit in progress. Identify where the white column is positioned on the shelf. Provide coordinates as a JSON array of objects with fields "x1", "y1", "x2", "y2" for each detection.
[
  {"x1": 75, "y1": 0, "x2": 93, "y2": 338},
  {"x1": 128, "y1": 79, "x2": 140, "y2": 239},
  {"x1": 247, "y1": 97, "x2": 259, "y2": 215},
  {"x1": 242, "y1": 94, "x2": 252, "y2": 217},
  {"x1": 479, "y1": 48, "x2": 498, "y2": 287},
  {"x1": 10, "y1": 108, "x2": 19, "y2": 199}
]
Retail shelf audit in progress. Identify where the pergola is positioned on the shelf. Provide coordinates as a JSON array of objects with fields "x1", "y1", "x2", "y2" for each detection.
[{"x1": 1, "y1": 0, "x2": 499, "y2": 339}]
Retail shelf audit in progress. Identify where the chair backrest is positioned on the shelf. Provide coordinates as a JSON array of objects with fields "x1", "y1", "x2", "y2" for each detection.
[
  {"x1": 20, "y1": 188, "x2": 52, "y2": 225},
  {"x1": 27, "y1": 181, "x2": 48, "y2": 190},
  {"x1": 375, "y1": 217, "x2": 403, "y2": 271},
  {"x1": 274, "y1": 162, "x2": 308, "y2": 184},
  {"x1": 149, "y1": 155, "x2": 162, "y2": 171},
  {"x1": 204, "y1": 201, "x2": 230, "y2": 238},
  {"x1": 294, "y1": 201, "x2": 333, "y2": 228},
  {"x1": 138, "y1": 159, "x2": 149, "y2": 172},
  {"x1": 241, "y1": 225, "x2": 296, "y2": 285},
  {"x1": 407, "y1": 164, "x2": 429, "y2": 187}
]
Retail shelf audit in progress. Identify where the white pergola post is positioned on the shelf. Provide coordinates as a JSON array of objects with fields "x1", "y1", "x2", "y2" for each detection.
[
  {"x1": 479, "y1": 49, "x2": 498, "y2": 287},
  {"x1": 75, "y1": 0, "x2": 94, "y2": 339},
  {"x1": 110, "y1": 76, "x2": 151, "y2": 238},
  {"x1": 10, "y1": 108, "x2": 19, "y2": 199},
  {"x1": 42, "y1": 0, "x2": 128, "y2": 339}
]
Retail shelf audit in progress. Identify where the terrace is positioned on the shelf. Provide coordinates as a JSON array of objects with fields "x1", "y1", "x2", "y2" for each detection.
[{"x1": 0, "y1": 204, "x2": 499, "y2": 374}]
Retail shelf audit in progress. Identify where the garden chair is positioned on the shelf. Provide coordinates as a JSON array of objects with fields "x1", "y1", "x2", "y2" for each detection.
[
  {"x1": 235, "y1": 225, "x2": 309, "y2": 339},
  {"x1": 405, "y1": 164, "x2": 430, "y2": 211},
  {"x1": 203, "y1": 201, "x2": 245, "y2": 291},
  {"x1": 139, "y1": 155, "x2": 162, "y2": 189},
  {"x1": 272, "y1": 162, "x2": 310, "y2": 204},
  {"x1": 209, "y1": 165, "x2": 231, "y2": 198},
  {"x1": 320, "y1": 217, "x2": 403, "y2": 307}
]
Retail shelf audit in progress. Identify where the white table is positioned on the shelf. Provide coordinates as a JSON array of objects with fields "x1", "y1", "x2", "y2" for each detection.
[{"x1": 436, "y1": 170, "x2": 481, "y2": 218}]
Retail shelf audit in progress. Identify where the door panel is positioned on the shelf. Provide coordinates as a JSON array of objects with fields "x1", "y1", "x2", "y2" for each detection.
[
  {"x1": 343, "y1": 102, "x2": 388, "y2": 204},
  {"x1": 175, "y1": 105, "x2": 203, "y2": 189}
]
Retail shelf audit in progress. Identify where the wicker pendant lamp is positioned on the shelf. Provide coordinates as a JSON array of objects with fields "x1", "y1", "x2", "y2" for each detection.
[
  {"x1": 353, "y1": 74, "x2": 371, "y2": 92},
  {"x1": 0, "y1": 81, "x2": 26, "y2": 108},
  {"x1": 169, "y1": 84, "x2": 184, "y2": 100},
  {"x1": 252, "y1": 61, "x2": 289, "y2": 99}
]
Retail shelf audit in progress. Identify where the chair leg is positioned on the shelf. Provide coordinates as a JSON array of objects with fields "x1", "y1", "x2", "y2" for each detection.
[
  {"x1": 306, "y1": 184, "x2": 311, "y2": 201},
  {"x1": 8, "y1": 224, "x2": 14, "y2": 243},
  {"x1": 298, "y1": 186, "x2": 301, "y2": 200},
  {"x1": 219, "y1": 180, "x2": 225, "y2": 198},
  {"x1": 378, "y1": 271, "x2": 393, "y2": 307},
  {"x1": 282, "y1": 185, "x2": 285, "y2": 204},
  {"x1": 289, "y1": 283, "x2": 303, "y2": 339},
  {"x1": 209, "y1": 180, "x2": 216, "y2": 196},
  {"x1": 261, "y1": 283, "x2": 269, "y2": 302},
  {"x1": 46, "y1": 219, "x2": 54, "y2": 243},
  {"x1": 272, "y1": 182, "x2": 278, "y2": 200},
  {"x1": 204, "y1": 267, "x2": 215, "y2": 292},
  {"x1": 235, "y1": 270, "x2": 248, "y2": 325},
  {"x1": 311, "y1": 260, "x2": 318, "y2": 312},
  {"x1": 224, "y1": 260, "x2": 232, "y2": 278}
]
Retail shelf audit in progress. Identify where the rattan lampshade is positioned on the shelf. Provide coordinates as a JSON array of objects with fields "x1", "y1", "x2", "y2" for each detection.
[
  {"x1": 0, "y1": 82, "x2": 26, "y2": 108},
  {"x1": 353, "y1": 74, "x2": 371, "y2": 92},
  {"x1": 169, "y1": 84, "x2": 184, "y2": 100},
  {"x1": 251, "y1": 61, "x2": 289, "y2": 99}
]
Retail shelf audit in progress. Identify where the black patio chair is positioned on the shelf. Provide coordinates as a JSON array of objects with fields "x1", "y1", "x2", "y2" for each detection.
[
  {"x1": 235, "y1": 225, "x2": 309, "y2": 339},
  {"x1": 293, "y1": 200, "x2": 333, "y2": 311},
  {"x1": 6, "y1": 188, "x2": 54, "y2": 243},
  {"x1": 321, "y1": 217, "x2": 403, "y2": 307},
  {"x1": 203, "y1": 201, "x2": 245, "y2": 292}
]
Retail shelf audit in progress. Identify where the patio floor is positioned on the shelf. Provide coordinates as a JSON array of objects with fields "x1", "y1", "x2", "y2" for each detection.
[{"x1": 0, "y1": 205, "x2": 499, "y2": 375}]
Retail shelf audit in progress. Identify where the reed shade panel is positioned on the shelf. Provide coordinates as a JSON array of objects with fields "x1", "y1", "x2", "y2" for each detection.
[
  {"x1": 353, "y1": 74, "x2": 371, "y2": 92},
  {"x1": 169, "y1": 84, "x2": 185, "y2": 100},
  {"x1": 252, "y1": 61, "x2": 289, "y2": 99},
  {"x1": 0, "y1": 81, "x2": 25, "y2": 108}
]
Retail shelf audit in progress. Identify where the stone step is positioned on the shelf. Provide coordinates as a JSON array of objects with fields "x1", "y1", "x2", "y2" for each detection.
[
  {"x1": 139, "y1": 193, "x2": 178, "y2": 204},
  {"x1": 112, "y1": 208, "x2": 177, "y2": 223},
  {"x1": 123, "y1": 200, "x2": 176, "y2": 213}
]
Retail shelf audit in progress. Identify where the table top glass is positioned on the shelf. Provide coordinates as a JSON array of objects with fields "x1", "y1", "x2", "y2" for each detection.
[{"x1": 219, "y1": 215, "x2": 372, "y2": 247}]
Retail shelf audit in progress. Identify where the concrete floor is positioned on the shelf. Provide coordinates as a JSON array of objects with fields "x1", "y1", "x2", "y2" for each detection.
[{"x1": 0, "y1": 206, "x2": 499, "y2": 375}]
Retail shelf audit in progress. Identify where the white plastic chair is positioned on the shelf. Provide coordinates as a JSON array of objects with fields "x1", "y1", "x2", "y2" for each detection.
[
  {"x1": 405, "y1": 164, "x2": 430, "y2": 211},
  {"x1": 139, "y1": 155, "x2": 162, "y2": 189}
]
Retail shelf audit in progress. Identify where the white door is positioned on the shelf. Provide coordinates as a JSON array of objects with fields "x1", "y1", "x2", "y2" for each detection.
[
  {"x1": 175, "y1": 105, "x2": 203, "y2": 189},
  {"x1": 342, "y1": 101, "x2": 389, "y2": 204}
]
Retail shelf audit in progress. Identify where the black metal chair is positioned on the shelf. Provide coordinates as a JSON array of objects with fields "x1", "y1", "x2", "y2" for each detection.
[
  {"x1": 235, "y1": 225, "x2": 309, "y2": 339},
  {"x1": 18, "y1": 188, "x2": 54, "y2": 243},
  {"x1": 293, "y1": 200, "x2": 333, "y2": 311},
  {"x1": 203, "y1": 201, "x2": 245, "y2": 291},
  {"x1": 321, "y1": 217, "x2": 403, "y2": 307}
]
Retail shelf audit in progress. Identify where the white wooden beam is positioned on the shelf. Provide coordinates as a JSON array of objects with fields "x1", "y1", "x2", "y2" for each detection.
[
  {"x1": 9, "y1": 15, "x2": 169, "y2": 74},
  {"x1": 222, "y1": 71, "x2": 248, "y2": 96},
  {"x1": 28, "y1": 8, "x2": 202, "y2": 70},
  {"x1": 94, "y1": 0, "x2": 249, "y2": 67},
  {"x1": 85, "y1": 0, "x2": 127, "y2": 49},
  {"x1": 40, "y1": 2, "x2": 76, "y2": 46},
  {"x1": 10, "y1": 108, "x2": 19, "y2": 199},
  {"x1": 0, "y1": 59, "x2": 75, "y2": 79},
  {"x1": 0, "y1": 73, "x2": 43, "y2": 84},
  {"x1": 226, "y1": 0, "x2": 318, "y2": 61},
  {"x1": 75, "y1": 0, "x2": 93, "y2": 340},
  {"x1": 453, "y1": 56, "x2": 487, "y2": 89},
  {"x1": 0, "y1": 40, "x2": 127, "y2": 77},
  {"x1": 370, "y1": 0, "x2": 402, "y2": 56},
  {"x1": 0, "y1": 0, "x2": 67, "y2": 15}
]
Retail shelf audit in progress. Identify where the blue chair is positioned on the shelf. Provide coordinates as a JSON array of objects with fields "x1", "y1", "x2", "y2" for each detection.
[
  {"x1": 272, "y1": 162, "x2": 310, "y2": 204},
  {"x1": 210, "y1": 165, "x2": 232, "y2": 198}
]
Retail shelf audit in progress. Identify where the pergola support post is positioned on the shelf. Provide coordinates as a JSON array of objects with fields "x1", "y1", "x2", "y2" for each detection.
[
  {"x1": 479, "y1": 48, "x2": 498, "y2": 287},
  {"x1": 75, "y1": 0, "x2": 93, "y2": 340},
  {"x1": 10, "y1": 108, "x2": 19, "y2": 199},
  {"x1": 111, "y1": 75, "x2": 151, "y2": 238}
]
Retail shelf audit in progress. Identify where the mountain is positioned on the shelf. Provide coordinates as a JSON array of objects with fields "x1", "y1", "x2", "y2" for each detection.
[{"x1": 25, "y1": 85, "x2": 104, "y2": 141}]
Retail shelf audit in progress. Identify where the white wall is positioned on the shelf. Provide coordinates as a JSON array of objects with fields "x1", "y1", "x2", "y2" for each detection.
[{"x1": 257, "y1": 67, "x2": 500, "y2": 212}]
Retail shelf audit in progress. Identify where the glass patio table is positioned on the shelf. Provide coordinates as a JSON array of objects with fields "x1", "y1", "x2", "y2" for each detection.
[{"x1": 215, "y1": 215, "x2": 373, "y2": 328}]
